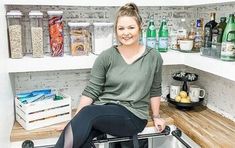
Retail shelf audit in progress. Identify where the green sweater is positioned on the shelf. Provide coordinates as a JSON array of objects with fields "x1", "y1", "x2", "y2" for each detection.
[{"x1": 82, "y1": 46, "x2": 163, "y2": 119}]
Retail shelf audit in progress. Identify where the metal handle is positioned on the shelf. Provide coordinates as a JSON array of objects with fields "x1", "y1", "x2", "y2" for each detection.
[
  {"x1": 93, "y1": 125, "x2": 171, "y2": 143},
  {"x1": 171, "y1": 128, "x2": 192, "y2": 148}
]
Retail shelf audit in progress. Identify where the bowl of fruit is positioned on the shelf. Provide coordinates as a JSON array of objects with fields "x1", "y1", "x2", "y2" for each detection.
[{"x1": 167, "y1": 91, "x2": 204, "y2": 110}]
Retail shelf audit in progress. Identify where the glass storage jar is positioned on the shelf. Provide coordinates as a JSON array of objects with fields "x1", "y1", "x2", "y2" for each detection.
[
  {"x1": 68, "y1": 22, "x2": 92, "y2": 56},
  {"x1": 47, "y1": 11, "x2": 64, "y2": 57},
  {"x1": 93, "y1": 22, "x2": 113, "y2": 54},
  {"x1": 29, "y1": 10, "x2": 44, "y2": 58},
  {"x1": 6, "y1": 10, "x2": 23, "y2": 59}
]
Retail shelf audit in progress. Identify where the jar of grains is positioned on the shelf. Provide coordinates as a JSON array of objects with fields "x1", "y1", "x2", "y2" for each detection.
[
  {"x1": 68, "y1": 22, "x2": 92, "y2": 56},
  {"x1": 47, "y1": 11, "x2": 64, "y2": 57},
  {"x1": 29, "y1": 10, "x2": 44, "y2": 58},
  {"x1": 6, "y1": 10, "x2": 23, "y2": 59},
  {"x1": 93, "y1": 23, "x2": 113, "y2": 54}
]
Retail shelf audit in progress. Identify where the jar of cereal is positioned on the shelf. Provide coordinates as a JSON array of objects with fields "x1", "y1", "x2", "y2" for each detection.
[
  {"x1": 29, "y1": 10, "x2": 44, "y2": 58},
  {"x1": 7, "y1": 10, "x2": 23, "y2": 59}
]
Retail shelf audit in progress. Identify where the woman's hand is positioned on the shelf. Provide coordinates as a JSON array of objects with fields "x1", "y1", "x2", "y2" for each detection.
[{"x1": 153, "y1": 118, "x2": 166, "y2": 133}]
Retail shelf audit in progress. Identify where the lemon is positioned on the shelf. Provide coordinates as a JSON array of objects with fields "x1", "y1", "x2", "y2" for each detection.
[
  {"x1": 187, "y1": 96, "x2": 191, "y2": 102},
  {"x1": 175, "y1": 95, "x2": 181, "y2": 102},
  {"x1": 179, "y1": 91, "x2": 187, "y2": 98},
  {"x1": 181, "y1": 97, "x2": 190, "y2": 103}
]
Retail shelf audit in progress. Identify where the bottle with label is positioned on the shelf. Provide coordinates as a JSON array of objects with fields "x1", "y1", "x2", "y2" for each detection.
[
  {"x1": 158, "y1": 17, "x2": 168, "y2": 52},
  {"x1": 221, "y1": 14, "x2": 235, "y2": 61},
  {"x1": 188, "y1": 20, "x2": 196, "y2": 40},
  {"x1": 204, "y1": 13, "x2": 218, "y2": 48},
  {"x1": 212, "y1": 17, "x2": 227, "y2": 44},
  {"x1": 211, "y1": 17, "x2": 227, "y2": 58},
  {"x1": 176, "y1": 18, "x2": 188, "y2": 49},
  {"x1": 141, "y1": 24, "x2": 147, "y2": 48},
  {"x1": 146, "y1": 16, "x2": 157, "y2": 49},
  {"x1": 194, "y1": 19, "x2": 204, "y2": 50}
]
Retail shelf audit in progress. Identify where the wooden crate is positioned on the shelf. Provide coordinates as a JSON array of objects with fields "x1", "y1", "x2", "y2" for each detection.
[{"x1": 15, "y1": 93, "x2": 71, "y2": 130}]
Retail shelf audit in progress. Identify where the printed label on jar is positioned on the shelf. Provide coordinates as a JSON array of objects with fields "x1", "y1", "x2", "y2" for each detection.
[{"x1": 221, "y1": 42, "x2": 235, "y2": 61}]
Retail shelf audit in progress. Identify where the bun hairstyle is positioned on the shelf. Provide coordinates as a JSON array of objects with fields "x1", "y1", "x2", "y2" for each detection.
[{"x1": 114, "y1": 3, "x2": 142, "y2": 39}]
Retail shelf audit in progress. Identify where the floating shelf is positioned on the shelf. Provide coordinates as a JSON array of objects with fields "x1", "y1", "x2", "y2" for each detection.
[{"x1": 7, "y1": 50, "x2": 235, "y2": 82}]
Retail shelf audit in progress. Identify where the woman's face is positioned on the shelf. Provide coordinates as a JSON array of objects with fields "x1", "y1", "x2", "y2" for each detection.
[{"x1": 116, "y1": 16, "x2": 140, "y2": 46}]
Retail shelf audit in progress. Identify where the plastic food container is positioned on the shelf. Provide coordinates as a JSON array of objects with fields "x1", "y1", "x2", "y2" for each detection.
[
  {"x1": 47, "y1": 11, "x2": 64, "y2": 57},
  {"x1": 68, "y1": 22, "x2": 92, "y2": 56},
  {"x1": 93, "y1": 23, "x2": 113, "y2": 54},
  {"x1": 6, "y1": 10, "x2": 23, "y2": 59},
  {"x1": 29, "y1": 10, "x2": 44, "y2": 58}
]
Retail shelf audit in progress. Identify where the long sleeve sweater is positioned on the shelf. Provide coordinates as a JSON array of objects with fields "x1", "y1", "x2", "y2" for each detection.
[{"x1": 82, "y1": 45, "x2": 163, "y2": 119}]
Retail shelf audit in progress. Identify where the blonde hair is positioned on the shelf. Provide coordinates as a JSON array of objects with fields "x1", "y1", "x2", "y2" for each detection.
[{"x1": 114, "y1": 3, "x2": 142, "y2": 40}]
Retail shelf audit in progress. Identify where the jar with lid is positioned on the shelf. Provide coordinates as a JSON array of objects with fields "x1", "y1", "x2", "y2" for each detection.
[
  {"x1": 29, "y1": 10, "x2": 44, "y2": 58},
  {"x1": 6, "y1": 10, "x2": 23, "y2": 59},
  {"x1": 93, "y1": 23, "x2": 113, "y2": 54},
  {"x1": 47, "y1": 11, "x2": 64, "y2": 57},
  {"x1": 68, "y1": 22, "x2": 92, "y2": 56}
]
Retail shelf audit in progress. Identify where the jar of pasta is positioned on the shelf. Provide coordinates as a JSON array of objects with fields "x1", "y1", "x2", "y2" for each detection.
[
  {"x1": 47, "y1": 11, "x2": 64, "y2": 57},
  {"x1": 29, "y1": 10, "x2": 44, "y2": 58},
  {"x1": 68, "y1": 22, "x2": 92, "y2": 56},
  {"x1": 6, "y1": 10, "x2": 23, "y2": 59}
]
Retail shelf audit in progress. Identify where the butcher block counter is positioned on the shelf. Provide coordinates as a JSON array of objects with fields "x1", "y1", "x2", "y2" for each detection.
[
  {"x1": 161, "y1": 102, "x2": 235, "y2": 148},
  {"x1": 10, "y1": 109, "x2": 174, "y2": 142},
  {"x1": 11, "y1": 102, "x2": 235, "y2": 147}
]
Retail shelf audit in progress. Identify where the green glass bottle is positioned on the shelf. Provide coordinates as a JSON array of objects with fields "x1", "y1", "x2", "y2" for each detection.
[
  {"x1": 158, "y1": 17, "x2": 168, "y2": 52},
  {"x1": 221, "y1": 14, "x2": 235, "y2": 61},
  {"x1": 212, "y1": 17, "x2": 227, "y2": 44},
  {"x1": 211, "y1": 17, "x2": 227, "y2": 58},
  {"x1": 146, "y1": 16, "x2": 157, "y2": 49},
  {"x1": 204, "y1": 13, "x2": 218, "y2": 48}
]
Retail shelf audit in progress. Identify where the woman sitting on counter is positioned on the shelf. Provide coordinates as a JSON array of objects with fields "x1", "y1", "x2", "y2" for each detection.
[{"x1": 55, "y1": 2, "x2": 165, "y2": 148}]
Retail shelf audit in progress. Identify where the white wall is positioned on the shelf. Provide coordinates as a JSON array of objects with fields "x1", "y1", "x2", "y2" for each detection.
[{"x1": 0, "y1": 3, "x2": 14, "y2": 148}]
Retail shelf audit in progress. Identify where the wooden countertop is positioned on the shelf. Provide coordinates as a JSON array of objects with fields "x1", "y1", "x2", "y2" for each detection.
[
  {"x1": 10, "y1": 103, "x2": 235, "y2": 148},
  {"x1": 161, "y1": 102, "x2": 235, "y2": 148},
  {"x1": 10, "y1": 109, "x2": 174, "y2": 142}
]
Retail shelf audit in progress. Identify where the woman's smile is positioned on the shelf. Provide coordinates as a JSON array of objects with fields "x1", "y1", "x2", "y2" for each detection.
[{"x1": 116, "y1": 16, "x2": 140, "y2": 46}]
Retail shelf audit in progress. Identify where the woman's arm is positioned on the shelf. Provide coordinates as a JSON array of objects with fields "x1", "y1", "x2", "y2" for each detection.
[
  {"x1": 150, "y1": 96, "x2": 166, "y2": 133},
  {"x1": 75, "y1": 95, "x2": 93, "y2": 115}
]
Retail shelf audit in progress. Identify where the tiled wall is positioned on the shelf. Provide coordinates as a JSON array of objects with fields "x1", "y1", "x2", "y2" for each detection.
[
  {"x1": 14, "y1": 65, "x2": 187, "y2": 109},
  {"x1": 10, "y1": 3, "x2": 235, "y2": 121}
]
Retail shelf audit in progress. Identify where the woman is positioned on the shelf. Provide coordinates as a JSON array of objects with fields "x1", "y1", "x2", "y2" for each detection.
[{"x1": 55, "y1": 3, "x2": 165, "y2": 148}]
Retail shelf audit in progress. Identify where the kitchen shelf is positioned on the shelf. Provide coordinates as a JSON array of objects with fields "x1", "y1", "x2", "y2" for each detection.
[
  {"x1": 3, "y1": 0, "x2": 235, "y2": 6},
  {"x1": 7, "y1": 50, "x2": 235, "y2": 82},
  {"x1": 7, "y1": 54, "x2": 97, "y2": 73},
  {"x1": 184, "y1": 53, "x2": 235, "y2": 82},
  {"x1": 7, "y1": 50, "x2": 185, "y2": 73}
]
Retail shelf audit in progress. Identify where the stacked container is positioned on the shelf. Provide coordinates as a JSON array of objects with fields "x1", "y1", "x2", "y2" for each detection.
[
  {"x1": 6, "y1": 10, "x2": 23, "y2": 59},
  {"x1": 47, "y1": 11, "x2": 64, "y2": 57},
  {"x1": 68, "y1": 22, "x2": 92, "y2": 56},
  {"x1": 29, "y1": 10, "x2": 44, "y2": 58},
  {"x1": 93, "y1": 23, "x2": 113, "y2": 54}
]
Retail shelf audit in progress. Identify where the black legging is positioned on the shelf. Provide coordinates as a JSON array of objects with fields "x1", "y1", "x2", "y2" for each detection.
[{"x1": 55, "y1": 103, "x2": 147, "y2": 148}]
